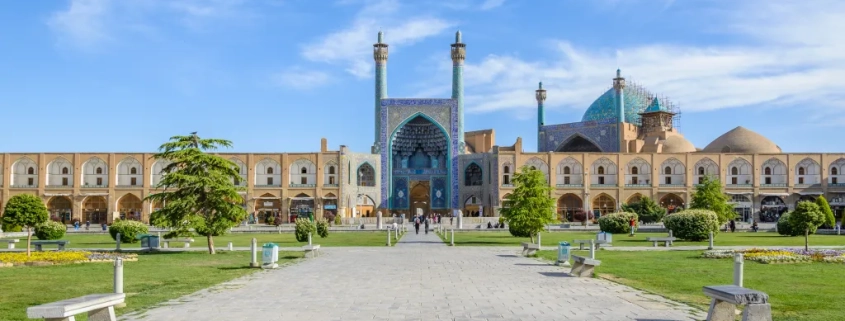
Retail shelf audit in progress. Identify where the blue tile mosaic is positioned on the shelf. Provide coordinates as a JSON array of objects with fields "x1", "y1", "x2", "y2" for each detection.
[{"x1": 539, "y1": 121, "x2": 619, "y2": 152}]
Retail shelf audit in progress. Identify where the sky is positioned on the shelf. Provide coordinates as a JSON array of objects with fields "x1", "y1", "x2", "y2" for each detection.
[{"x1": 1, "y1": 0, "x2": 843, "y2": 153}]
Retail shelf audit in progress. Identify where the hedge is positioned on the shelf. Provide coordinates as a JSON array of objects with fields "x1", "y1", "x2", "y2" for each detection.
[
  {"x1": 316, "y1": 218, "x2": 329, "y2": 238},
  {"x1": 662, "y1": 209, "x2": 719, "y2": 241},
  {"x1": 777, "y1": 212, "x2": 817, "y2": 236},
  {"x1": 294, "y1": 218, "x2": 317, "y2": 242},
  {"x1": 108, "y1": 220, "x2": 149, "y2": 243},
  {"x1": 597, "y1": 212, "x2": 638, "y2": 234},
  {"x1": 34, "y1": 221, "x2": 66, "y2": 240}
]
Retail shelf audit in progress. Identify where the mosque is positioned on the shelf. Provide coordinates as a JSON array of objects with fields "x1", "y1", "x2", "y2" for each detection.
[{"x1": 2, "y1": 31, "x2": 844, "y2": 226}]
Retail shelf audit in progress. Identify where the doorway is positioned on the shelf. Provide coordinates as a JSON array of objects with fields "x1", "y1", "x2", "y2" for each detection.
[{"x1": 410, "y1": 181, "x2": 430, "y2": 217}]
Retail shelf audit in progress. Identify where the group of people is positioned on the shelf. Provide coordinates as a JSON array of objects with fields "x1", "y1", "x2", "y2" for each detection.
[{"x1": 726, "y1": 219, "x2": 759, "y2": 232}]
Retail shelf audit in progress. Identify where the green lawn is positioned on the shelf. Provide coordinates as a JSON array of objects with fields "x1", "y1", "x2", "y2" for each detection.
[
  {"x1": 0, "y1": 251, "x2": 302, "y2": 321},
  {"x1": 445, "y1": 231, "x2": 845, "y2": 247},
  {"x1": 535, "y1": 250, "x2": 844, "y2": 321},
  {"x1": 2, "y1": 231, "x2": 397, "y2": 250}
]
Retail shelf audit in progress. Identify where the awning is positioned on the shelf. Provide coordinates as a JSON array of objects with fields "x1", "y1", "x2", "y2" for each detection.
[
  {"x1": 760, "y1": 193, "x2": 789, "y2": 197},
  {"x1": 44, "y1": 193, "x2": 72, "y2": 196},
  {"x1": 290, "y1": 197, "x2": 314, "y2": 200},
  {"x1": 81, "y1": 193, "x2": 109, "y2": 196},
  {"x1": 254, "y1": 196, "x2": 281, "y2": 200},
  {"x1": 798, "y1": 191, "x2": 824, "y2": 195},
  {"x1": 725, "y1": 192, "x2": 753, "y2": 195},
  {"x1": 322, "y1": 196, "x2": 338, "y2": 199}
]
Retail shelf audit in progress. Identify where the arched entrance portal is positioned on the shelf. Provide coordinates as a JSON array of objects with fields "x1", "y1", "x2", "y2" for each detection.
[
  {"x1": 592, "y1": 194, "x2": 616, "y2": 218},
  {"x1": 626, "y1": 193, "x2": 643, "y2": 205},
  {"x1": 82, "y1": 196, "x2": 108, "y2": 225},
  {"x1": 354, "y1": 195, "x2": 376, "y2": 218},
  {"x1": 464, "y1": 195, "x2": 481, "y2": 217},
  {"x1": 290, "y1": 193, "x2": 315, "y2": 222},
  {"x1": 557, "y1": 194, "x2": 582, "y2": 222},
  {"x1": 556, "y1": 135, "x2": 601, "y2": 152},
  {"x1": 47, "y1": 196, "x2": 73, "y2": 223},
  {"x1": 660, "y1": 193, "x2": 684, "y2": 213},
  {"x1": 118, "y1": 194, "x2": 143, "y2": 222},
  {"x1": 253, "y1": 193, "x2": 281, "y2": 224},
  {"x1": 390, "y1": 114, "x2": 450, "y2": 215},
  {"x1": 760, "y1": 196, "x2": 787, "y2": 222}
]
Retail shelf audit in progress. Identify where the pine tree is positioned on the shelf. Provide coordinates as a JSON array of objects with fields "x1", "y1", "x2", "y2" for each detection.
[
  {"x1": 689, "y1": 175, "x2": 734, "y2": 225},
  {"x1": 146, "y1": 132, "x2": 247, "y2": 254},
  {"x1": 815, "y1": 195, "x2": 836, "y2": 228},
  {"x1": 499, "y1": 166, "x2": 555, "y2": 243}
]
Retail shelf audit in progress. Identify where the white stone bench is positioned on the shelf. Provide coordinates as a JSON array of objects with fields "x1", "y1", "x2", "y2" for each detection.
[
  {"x1": 521, "y1": 242, "x2": 540, "y2": 256},
  {"x1": 303, "y1": 244, "x2": 321, "y2": 258},
  {"x1": 0, "y1": 238, "x2": 20, "y2": 249},
  {"x1": 573, "y1": 239, "x2": 607, "y2": 250},
  {"x1": 32, "y1": 240, "x2": 70, "y2": 251},
  {"x1": 645, "y1": 237, "x2": 677, "y2": 247},
  {"x1": 161, "y1": 238, "x2": 195, "y2": 248},
  {"x1": 703, "y1": 285, "x2": 772, "y2": 321},
  {"x1": 570, "y1": 255, "x2": 601, "y2": 277},
  {"x1": 27, "y1": 293, "x2": 125, "y2": 321}
]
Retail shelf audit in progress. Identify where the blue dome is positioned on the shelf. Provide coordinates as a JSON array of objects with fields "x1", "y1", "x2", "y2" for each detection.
[{"x1": 581, "y1": 88, "x2": 654, "y2": 124}]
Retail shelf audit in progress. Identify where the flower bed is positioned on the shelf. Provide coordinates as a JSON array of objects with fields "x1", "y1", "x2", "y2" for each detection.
[
  {"x1": 0, "y1": 251, "x2": 138, "y2": 267},
  {"x1": 702, "y1": 248, "x2": 845, "y2": 264}
]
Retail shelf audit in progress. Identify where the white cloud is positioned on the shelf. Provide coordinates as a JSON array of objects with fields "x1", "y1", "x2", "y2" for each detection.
[
  {"x1": 480, "y1": 0, "x2": 505, "y2": 10},
  {"x1": 271, "y1": 69, "x2": 333, "y2": 90},
  {"x1": 413, "y1": 0, "x2": 845, "y2": 116},
  {"x1": 47, "y1": 0, "x2": 111, "y2": 49},
  {"x1": 302, "y1": 0, "x2": 454, "y2": 79}
]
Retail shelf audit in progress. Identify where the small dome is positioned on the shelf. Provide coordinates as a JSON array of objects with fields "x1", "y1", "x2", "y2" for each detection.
[
  {"x1": 702, "y1": 126, "x2": 782, "y2": 154},
  {"x1": 662, "y1": 135, "x2": 697, "y2": 153}
]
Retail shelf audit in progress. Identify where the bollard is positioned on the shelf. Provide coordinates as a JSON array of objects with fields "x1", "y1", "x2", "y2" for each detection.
[
  {"x1": 708, "y1": 232, "x2": 714, "y2": 250},
  {"x1": 157, "y1": 232, "x2": 162, "y2": 248},
  {"x1": 668, "y1": 230, "x2": 673, "y2": 245},
  {"x1": 250, "y1": 238, "x2": 258, "y2": 268},
  {"x1": 589, "y1": 239, "x2": 595, "y2": 259},
  {"x1": 114, "y1": 258, "x2": 124, "y2": 294},
  {"x1": 228, "y1": 242, "x2": 233, "y2": 251},
  {"x1": 387, "y1": 229, "x2": 391, "y2": 246},
  {"x1": 450, "y1": 229, "x2": 455, "y2": 246},
  {"x1": 734, "y1": 253, "x2": 744, "y2": 287},
  {"x1": 308, "y1": 233, "x2": 312, "y2": 246},
  {"x1": 116, "y1": 233, "x2": 121, "y2": 251},
  {"x1": 537, "y1": 233, "x2": 542, "y2": 250}
]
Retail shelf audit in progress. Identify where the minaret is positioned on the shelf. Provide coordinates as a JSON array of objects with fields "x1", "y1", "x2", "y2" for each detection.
[
  {"x1": 535, "y1": 81, "x2": 547, "y2": 152},
  {"x1": 451, "y1": 31, "x2": 466, "y2": 152},
  {"x1": 613, "y1": 69, "x2": 626, "y2": 123},
  {"x1": 374, "y1": 31, "x2": 388, "y2": 145}
]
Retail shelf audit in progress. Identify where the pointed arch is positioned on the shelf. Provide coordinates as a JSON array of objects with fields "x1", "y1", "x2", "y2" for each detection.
[
  {"x1": 556, "y1": 157, "x2": 583, "y2": 186},
  {"x1": 11, "y1": 157, "x2": 38, "y2": 186},
  {"x1": 761, "y1": 157, "x2": 786, "y2": 185},
  {"x1": 592, "y1": 193, "x2": 616, "y2": 216},
  {"x1": 828, "y1": 158, "x2": 845, "y2": 185},
  {"x1": 255, "y1": 158, "x2": 281, "y2": 186},
  {"x1": 82, "y1": 196, "x2": 109, "y2": 224},
  {"x1": 229, "y1": 157, "x2": 247, "y2": 186},
  {"x1": 727, "y1": 158, "x2": 752, "y2": 185},
  {"x1": 389, "y1": 113, "x2": 449, "y2": 171},
  {"x1": 464, "y1": 162, "x2": 482, "y2": 186},
  {"x1": 694, "y1": 157, "x2": 719, "y2": 185},
  {"x1": 524, "y1": 157, "x2": 549, "y2": 182},
  {"x1": 324, "y1": 159, "x2": 339, "y2": 185},
  {"x1": 625, "y1": 158, "x2": 651, "y2": 185},
  {"x1": 253, "y1": 193, "x2": 281, "y2": 223},
  {"x1": 591, "y1": 157, "x2": 617, "y2": 185},
  {"x1": 290, "y1": 159, "x2": 317, "y2": 186},
  {"x1": 47, "y1": 196, "x2": 73, "y2": 222},
  {"x1": 626, "y1": 193, "x2": 643, "y2": 205},
  {"x1": 557, "y1": 193, "x2": 582, "y2": 221},
  {"x1": 151, "y1": 159, "x2": 172, "y2": 187},
  {"x1": 47, "y1": 157, "x2": 73, "y2": 186},
  {"x1": 659, "y1": 193, "x2": 684, "y2": 213},
  {"x1": 118, "y1": 193, "x2": 144, "y2": 221},
  {"x1": 117, "y1": 157, "x2": 142, "y2": 186},
  {"x1": 795, "y1": 158, "x2": 820, "y2": 185},
  {"x1": 82, "y1": 157, "x2": 108, "y2": 187},
  {"x1": 555, "y1": 134, "x2": 602, "y2": 152},
  {"x1": 501, "y1": 162, "x2": 513, "y2": 185},
  {"x1": 660, "y1": 157, "x2": 685, "y2": 186},
  {"x1": 357, "y1": 162, "x2": 376, "y2": 187}
]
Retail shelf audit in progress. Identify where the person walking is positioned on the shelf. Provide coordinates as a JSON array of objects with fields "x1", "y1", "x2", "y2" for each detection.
[
  {"x1": 629, "y1": 217, "x2": 637, "y2": 236},
  {"x1": 424, "y1": 215, "x2": 430, "y2": 234},
  {"x1": 414, "y1": 216, "x2": 420, "y2": 234},
  {"x1": 729, "y1": 219, "x2": 736, "y2": 233}
]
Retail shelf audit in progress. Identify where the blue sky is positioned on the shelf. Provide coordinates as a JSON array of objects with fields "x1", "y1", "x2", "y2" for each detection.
[{"x1": 1, "y1": 0, "x2": 843, "y2": 153}]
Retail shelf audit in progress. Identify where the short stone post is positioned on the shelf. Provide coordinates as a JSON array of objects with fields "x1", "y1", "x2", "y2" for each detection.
[
  {"x1": 537, "y1": 233, "x2": 542, "y2": 250},
  {"x1": 589, "y1": 239, "x2": 595, "y2": 259},
  {"x1": 114, "y1": 258, "x2": 124, "y2": 294},
  {"x1": 250, "y1": 238, "x2": 258, "y2": 268},
  {"x1": 708, "y1": 232, "x2": 714, "y2": 250},
  {"x1": 450, "y1": 229, "x2": 455, "y2": 246},
  {"x1": 668, "y1": 229, "x2": 673, "y2": 245},
  {"x1": 308, "y1": 233, "x2": 313, "y2": 246},
  {"x1": 157, "y1": 232, "x2": 162, "y2": 248},
  {"x1": 457, "y1": 211, "x2": 463, "y2": 229},
  {"x1": 116, "y1": 233, "x2": 121, "y2": 251},
  {"x1": 734, "y1": 253, "x2": 744, "y2": 287},
  {"x1": 387, "y1": 229, "x2": 391, "y2": 246},
  {"x1": 228, "y1": 242, "x2": 233, "y2": 251},
  {"x1": 377, "y1": 211, "x2": 383, "y2": 230}
]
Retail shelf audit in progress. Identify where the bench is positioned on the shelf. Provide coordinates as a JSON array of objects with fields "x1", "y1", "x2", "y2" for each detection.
[
  {"x1": 703, "y1": 285, "x2": 772, "y2": 321},
  {"x1": 521, "y1": 242, "x2": 540, "y2": 256},
  {"x1": 32, "y1": 240, "x2": 70, "y2": 251},
  {"x1": 27, "y1": 293, "x2": 125, "y2": 321},
  {"x1": 161, "y1": 238, "x2": 195, "y2": 248},
  {"x1": 572, "y1": 239, "x2": 608, "y2": 250},
  {"x1": 0, "y1": 239, "x2": 20, "y2": 249},
  {"x1": 569, "y1": 255, "x2": 601, "y2": 277},
  {"x1": 645, "y1": 237, "x2": 677, "y2": 247},
  {"x1": 302, "y1": 244, "x2": 321, "y2": 258}
]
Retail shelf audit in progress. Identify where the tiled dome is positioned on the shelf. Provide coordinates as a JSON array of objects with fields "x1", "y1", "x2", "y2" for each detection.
[{"x1": 581, "y1": 88, "x2": 654, "y2": 124}]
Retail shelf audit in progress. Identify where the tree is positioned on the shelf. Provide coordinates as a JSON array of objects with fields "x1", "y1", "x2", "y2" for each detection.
[
  {"x1": 689, "y1": 175, "x2": 734, "y2": 225},
  {"x1": 2, "y1": 194, "x2": 49, "y2": 256},
  {"x1": 146, "y1": 133, "x2": 247, "y2": 254},
  {"x1": 788, "y1": 201, "x2": 826, "y2": 251},
  {"x1": 815, "y1": 195, "x2": 836, "y2": 228},
  {"x1": 621, "y1": 196, "x2": 666, "y2": 223},
  {"x1": 499, "y1": 166, "x2": 555, "y2": 243}
]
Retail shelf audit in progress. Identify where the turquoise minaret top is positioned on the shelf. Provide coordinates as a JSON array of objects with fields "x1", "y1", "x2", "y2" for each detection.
[
  {"x1": 373, "y1": 31, "x2": 388, "y2": 145},
  {"x1": 613, "y1": 69, "x2": 626, "y2": 123},
  {"x1": 535, "y1": 81, "x2": 546, "y2": 151},
  {"x1": 451, "y1": 31, "x2": 466, "y2": 151}
]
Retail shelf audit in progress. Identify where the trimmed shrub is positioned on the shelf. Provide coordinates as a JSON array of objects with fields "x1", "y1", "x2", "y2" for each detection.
[
  {"x1": 108, "y1": 220, "x2": 149, "y2": 243},
  {"x1": 572, "y1": 210, "x2": 594, "y2": 222},
  {"x1": 34, "y1": 221, "x2": 66, "y2": 240},
  {"x1": 663, "y1": 209, "x2": 719, "y2": 241},
  {"x1": 294, "y1": 218, "x2": 317, "y2": 242},
  {"x1": 316, "y1": 218, "x2": 329, "y2": 238},
  {"x1": 777, "y1": 212, "x2": 800, "y2": 236},
  {"x1": 597, "y1": 212, "x2": 638, "y2": 234},
  {"x1": 1, "y1": 220, "x2": 22, "y2": 232},
  {"x1": 334, "y1": 214, "x2": 342, "y2": 226},
  {"x1": 266, "y1": 216, "x2": 275, "y2": 225}
]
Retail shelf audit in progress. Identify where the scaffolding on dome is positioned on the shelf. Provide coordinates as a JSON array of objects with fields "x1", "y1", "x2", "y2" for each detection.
[{"x1": 624, "y1": 80, "x2": 682, "y2": 132}]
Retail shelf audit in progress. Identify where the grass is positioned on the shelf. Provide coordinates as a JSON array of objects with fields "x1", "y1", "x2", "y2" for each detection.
[
  {"x1": 534, "y1": 250, "x2": 843, "y2": 321},
  {"x1": 444, "y1": 230, "x2": 845, "y2": 247},
  {"x1": 2, "y1": 231, "x2": 397, "y2": 250},
  {"x1": 0, "y1": 251, "x2": 302, "y2": 321}
]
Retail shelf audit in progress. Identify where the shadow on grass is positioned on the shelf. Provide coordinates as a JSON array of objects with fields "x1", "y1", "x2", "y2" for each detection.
[{"x1": 538, "y1": 272, "x2": 571, "y2": 278}]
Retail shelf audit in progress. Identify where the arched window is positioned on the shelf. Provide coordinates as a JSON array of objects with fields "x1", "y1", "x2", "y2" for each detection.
[
  {"x1": 798, "y1": 167, "x2": 805, "y2": 175},
  {"x1": 530, "y1": 166, "x2": 536, "y2": 170},
  {"x1": 563, "y1": 166, "x2": 570, "y2": 175},
  {"x1": 503, "y1": 166, "x2": 510, "y2": 174},
  {"x1": 464, "y1": 163, "x2": 482, "y2": 186},
  {"x1": 834, "y1": 168, "x2": 839, "y2": 175},
  {"x1": 130, "y1": 167, "x2": 137, "y2": 175},
  {"x1": 301, "y1": 167, "x2": 307, "y2": 174},
  {"x1": 61, "y1": 167, "x2": 69, "y2": 174},
  {"x1": 631, "y1": 167, "x2": 638, "y2": 175},
  {"x1": 329, "y1": 166, "x2": 336, "y2": 175},
  {"x1": 698, "y1": 167, "x2": 704, "y2": 175},
  {"x1": 664, "y1": 166, "x2": 672, "y2": 175},
  {"x1": 357, "y1": 163, "x2": 376, "y2": 187},
  {"x1": 731, "y1": 167, "x2": 738, "y2": 175},
  {"x1": 764, "y1": 167, "x2": 771, "y2": 175},
  {"x1": 598, "y1": 166, "x2": 605, "y2": 175},
  {"x1": 267, "y1": 167, "x2": 274, "y2": 174},
  {"x1": 96, "y1": 167, "x2": 103, "y2": 174},
  {"x1": 27, "y1": 167, "x2": 34, "y2": 175}
]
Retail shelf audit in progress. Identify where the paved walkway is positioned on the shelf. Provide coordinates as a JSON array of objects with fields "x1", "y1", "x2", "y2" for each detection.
[{"x1": 121, "y1": 232, "x2": 704, "y2": 321}]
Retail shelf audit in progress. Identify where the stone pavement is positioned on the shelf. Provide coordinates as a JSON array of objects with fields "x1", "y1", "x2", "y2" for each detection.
[{"x1": 121, "y1": 232, "x2": 705, "y2": 321}]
